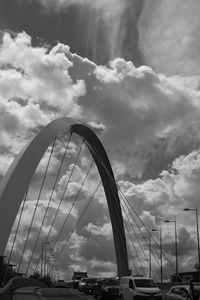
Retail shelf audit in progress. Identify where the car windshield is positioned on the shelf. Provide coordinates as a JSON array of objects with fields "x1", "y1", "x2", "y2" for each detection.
[
  {"x1": 81, "y1": 278, "x2": 88, "y2": 282},
  {"x1": 134, "y1": 279, "x2": 157, "y2": 288},
  {"x1": 101, "y1": 279, "x2": 119, "y2": 286}
]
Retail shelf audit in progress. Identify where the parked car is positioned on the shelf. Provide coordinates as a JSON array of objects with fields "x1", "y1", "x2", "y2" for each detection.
[
  {"x1": 94, "y1": 277, "x2": 121, "y2": 299},
  {"x1": 78, "y1": 277, "x2": 88, "y2": 291},
  {"x1": 84, "y1": 278, "x2": 98, "y2": 294},
  {"x1": 120, "y1": 276, "x2": 162, "y2": 300},
  {"x1": 164, "y1": 284, "x2": 200, "y2": 300}
]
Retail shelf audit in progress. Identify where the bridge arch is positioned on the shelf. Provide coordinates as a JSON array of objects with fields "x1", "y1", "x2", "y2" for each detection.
[{"x1": 0, "y1": 118, "x2": 129, "y2": 277}]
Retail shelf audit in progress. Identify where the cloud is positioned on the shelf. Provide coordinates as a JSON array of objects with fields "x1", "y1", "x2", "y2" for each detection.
[
  {"x1": 85, "y1": 223, "x2": 112, "y2": 240},
  {"x1": 37, "y1": 0, "x2": 138, "y2": 62},
  {"x1": 138, "y1": 0, "x2": 200, "y2": 76},
  {"x1": 2, "y1": 30, "x2": 200, "y2": 278},
  {"x1": 0, "y1": 31, "x2": 85, "y2": 128},
  {"x1": 2, "y1": 31, "x2": 200, "y2": 182}
]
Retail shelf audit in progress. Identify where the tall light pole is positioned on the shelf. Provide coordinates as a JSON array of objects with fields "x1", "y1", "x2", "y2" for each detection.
[
  {"x1": 152, "y1": 228, "x2": 163, "y2": 283},
  {"x1": 143, "y1": 236, "x2": 151, "y2": 277},
  {"x1": 41, "y1": 241, "x2": 50, "y2": 278},
  {"x1": 46, "y1": 250, "x2": 55, "y2": 277},
  {"x1": 44, "y1": 248, "x2": 53, "y2": 277},
  {"x1": 165, "y1": 217, "x2": 178, "y2": 281},
  {"x1": 183, "y1": 204, "x2": 200, "y2": 281}
]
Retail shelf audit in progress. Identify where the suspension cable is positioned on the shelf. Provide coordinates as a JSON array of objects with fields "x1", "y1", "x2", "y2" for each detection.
[
  {"x1": 110, "y1": 179, "x2": 159, "y2": 281},
  {"x1": 88, "y1": 142, "x2": 180, "y2": 279},
  {"x1": 51, "y1": 181, "x2": 101, "y2": 266},
  {"x1": 120, "y1": 192, "x2": 160, "y2": 275},
  {"x1": 34, "y1": 157, "x2": 94, "y2": 273},
  {"x1": 86, "y1": 144, "x2": 166, "y2": 280},
  {"x1": 17, "y1": 138, "x2": 56, "y2": 273},
  {"x1": 31, "y1": 137, "x2": 85, "y2": 275},
  {"x1": 41, "y1": 137, "x2": 85, "y2": 244},
  {"x1": 122, "y1": 198, "x2": 160, "y2": 281},
  {"x1": 46, "y1": 159, "x2": 94, "y2": 263},
  {"x1": 120, "y1": 190, "x2": 181, "y2": 279},
  {"x1": 8, "y1": 189, "x2": 28, "y2": 264},
  {"x1": 121, "y1": 202, "x2": 146, "y2": 275},
  {"x1": 125, "y1": 233, "x2": 138, "y2": 275},
  {"x1": 123, "y1": 219, "x2": 140, "y2": 275},
  {"x1": 24, "y1": 134, "x2": 72, "y2": 276}
]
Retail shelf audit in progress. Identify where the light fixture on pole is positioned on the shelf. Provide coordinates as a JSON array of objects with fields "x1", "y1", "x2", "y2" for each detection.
[
  {"x1": 183, "y1": 204, "x2": 200, "y2": 281},
  {"x1": 143, "y1": 235, "x2": 151, "y2": 278},
  {"x1": 152, "y1": 228, "x2": 163, "y2": 283},
  {"x1": 164, "y1": 217, "x2": 178, "y2": 281},
  {"x1": 41, "y1": 241, "x2": 50, "y2": 278},
  {"x1": 45, "y1": 248, "x2": 53, "y2": 277}
]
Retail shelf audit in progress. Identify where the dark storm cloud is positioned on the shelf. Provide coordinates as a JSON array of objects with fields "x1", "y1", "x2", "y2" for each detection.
[
  {"x1": 0, "y1": 0, "x2": 144, "y2": 65},
  {"x1": 0, "y1": 0, "x2": 77, "y2": 48}
]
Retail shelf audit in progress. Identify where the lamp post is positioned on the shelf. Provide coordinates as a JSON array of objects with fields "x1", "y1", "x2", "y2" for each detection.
[
  {"x1": 152, "y1": 228, "x2": 163, "y2": 283},
  {"x1": 183, "y1": 204, "x2": 200, "y2": 281},
  {"x1": 143, "y1": 236, "x2": 151, "y2": 277},
  {"x1": 41, "y1": 241, "x2": 50, "y2": 278},
  {"x1": 165, "y1": 217, "x2": 178, "y2": 281},
  {"x1": 45, "y1": 250, "x2": 54, "y2": 277}
]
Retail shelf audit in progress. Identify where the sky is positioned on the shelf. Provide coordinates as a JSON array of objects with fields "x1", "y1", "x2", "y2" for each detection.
[{"x1": 1, "y1": 0, "x2": 200, "y2": 281}]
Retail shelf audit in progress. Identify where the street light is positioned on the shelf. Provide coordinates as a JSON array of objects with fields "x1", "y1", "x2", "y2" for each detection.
[
  {"x1": 143, "y1": 236, "x2": 151, "y2": 277},
  {"x1": 46, "y1": 249, "x2": 55, "y2": 277},
  {"x1": 164, "y1": 217, "x2": 178, "y2": 281},
  {"x1": 41, "y1": 241, "x2": 50, "y2": 278},
  {"x1": 183, "y1": 204, "x2": 200, "y2": 281},
  {"x1": 44, "y1": 248, "x2": 53, "y2": 277},
  {"x1": 152, "y1": 228, "x2": 163, "y2": 283}
]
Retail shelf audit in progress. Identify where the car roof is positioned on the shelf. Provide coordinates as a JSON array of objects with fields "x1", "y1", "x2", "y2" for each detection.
[
  {"x1": 121, "y1": 277, "x2": 154, "y2": 280},
  {"x1": 99, "y1": 277, "x2": 118, "y2": 280},
  {"x1": 170, "y1": 285, "x2": 200, "y2": 289}
]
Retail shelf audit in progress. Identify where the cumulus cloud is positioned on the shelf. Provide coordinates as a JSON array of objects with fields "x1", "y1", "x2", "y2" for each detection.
[
  {"x1": 0, "y1": 31, "x2": 85, "y2": 134},
  {"x1": 2, "y1": 30, "x2": 200, "y2": 278},
  {"x1": 118, "y1": 150, "x2": 200, "y2": 274}
]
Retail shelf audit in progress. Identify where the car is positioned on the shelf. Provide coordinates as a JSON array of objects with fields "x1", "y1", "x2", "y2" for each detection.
[
  {"x1": 0, "y1": 277, "x2": 46, "y2": 299},
  {"x1": 12, "y1": 286, "x2": 74, "y2": 299},
  {"x1": 120, "y1": 276, "x2": 162, "y2": 300},
  {"x1": 93, "y1": 277, "x2": 121, "y2": 299},
  {"x1": 84, "y1": 278, "x2": 98, "y2": 294},
  {"x1": 11, "y1": 286, "x2": 47, "y2": 300},
  {"x1": 54, "y1": 279, "x2": 67, "y2": 288},
  {"x1": 164, "y1": 284, "x2": 200, "y2": 300},
  {"x1": 78, "y1": 277, "x2": 88, "y2": 291}
]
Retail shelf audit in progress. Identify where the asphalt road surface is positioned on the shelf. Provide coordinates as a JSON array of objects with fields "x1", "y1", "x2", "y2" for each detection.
[{"x1": 10, "y1": 287, "x2": 97, "y2": 300}]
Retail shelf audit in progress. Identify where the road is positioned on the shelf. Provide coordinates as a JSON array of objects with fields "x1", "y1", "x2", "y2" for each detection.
[
  {"x1": 10, "y1": 287, "x2": 97, "y2": 300},
  {"x1": 41, "y1": 289, "x2": 98, "y2": 300}
]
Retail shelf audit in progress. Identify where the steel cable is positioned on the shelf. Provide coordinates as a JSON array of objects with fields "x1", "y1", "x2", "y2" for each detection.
[
  {"x1": 8, "y1": 189, "x2": 28, "y2": 264},
  {"x1": 85, "y1": 142, "x2": 169, "y2": 280},
  {"x1": 45, "y1": 159, "x2": 94, "y2": 263},
  {"x1": 24, "y1": 135, "x2": 72, "y2": 275},
  {"x1": 50, "y1": 181, "x2": 101, "y2": 265},
  {"x1": 18, "y1": 139, "x2": 57, "y2": 273},
  {"x1": 121, "y1": 202, "x2": 146, "y2": 275},
  {"x1": 33, "y1": 137, "x2": 85, "y2": 274}
]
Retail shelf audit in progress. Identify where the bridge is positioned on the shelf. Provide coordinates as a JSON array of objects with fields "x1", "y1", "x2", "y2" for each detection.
[{"x1": 0, "y1": 118, "x2": 179, "y2": 288}]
